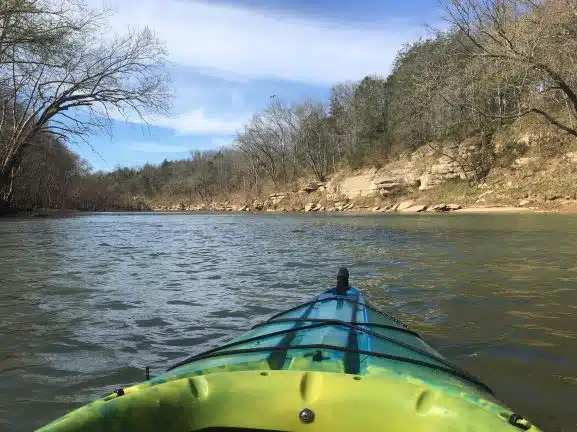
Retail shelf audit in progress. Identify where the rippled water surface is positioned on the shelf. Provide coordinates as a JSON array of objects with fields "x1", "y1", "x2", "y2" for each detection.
[{"x1": 1, "y1": 212, "x2": 576, "y2": 431}]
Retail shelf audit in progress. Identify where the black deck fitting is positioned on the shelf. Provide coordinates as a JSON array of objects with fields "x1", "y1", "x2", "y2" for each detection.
[{"x1": 336, "y1": 267, "x2": 349, "y2": 295}]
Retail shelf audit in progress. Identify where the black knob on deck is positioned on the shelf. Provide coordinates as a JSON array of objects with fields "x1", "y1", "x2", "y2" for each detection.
[{"x1": 336, "y1": 267, "x2": 349, "y2": 295}]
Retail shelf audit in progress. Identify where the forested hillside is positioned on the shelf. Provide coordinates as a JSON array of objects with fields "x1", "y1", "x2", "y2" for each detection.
[{"x1": 2, "y1": 0, "x2": 577, "y2": 213}]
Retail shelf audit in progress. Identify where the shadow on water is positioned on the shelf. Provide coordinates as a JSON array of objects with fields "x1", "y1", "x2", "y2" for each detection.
[{"x1": 0, "y1": 212, "x2": 576, "y2": 431}]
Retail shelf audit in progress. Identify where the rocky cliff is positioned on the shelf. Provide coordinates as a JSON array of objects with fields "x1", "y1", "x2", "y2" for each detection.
[{"x1": 148, "y1": 128, "x2": 577, "y2": 214}]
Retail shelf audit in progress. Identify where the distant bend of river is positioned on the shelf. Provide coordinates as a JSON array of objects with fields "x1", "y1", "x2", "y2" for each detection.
[{"x1": 0, "y1": 212, "x2": 576, "y2": 431}]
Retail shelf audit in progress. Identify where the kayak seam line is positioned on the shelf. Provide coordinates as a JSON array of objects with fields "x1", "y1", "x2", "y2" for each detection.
[
  {"x1": 169, "y1": 317, "x2": 484, "y2": 393},
  {"x1": 362, "y1": 300, "x2": 372, "y2": 366},
  {"x1": 256, "y1": 319, "x2": 472, "y2": 384},
  {"x1": 253, "y1": 319, "x2": 419, "y2": 337},
  {"x1": 166, "y1": 343, "x2": 493, "y2": 395},
  {"x1": 265, "y1": 297, "x2": 409, "y2": 330},
  {"x1": 167, "y1": 323, "x2": 329, "y2": 371},
  {"x1": 167, "y1": 320, "x2": 417, "y2": 372},
  {"x1": 344, "y1": 294, "x2": 361, "y2": 374},
  {"x1": 268, "y1": 299, "x2": 317, "y2": 370}
]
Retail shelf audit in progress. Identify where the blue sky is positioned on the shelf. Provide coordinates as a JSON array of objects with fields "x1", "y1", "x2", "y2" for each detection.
[{"x1": 78, "y1": 0, "x2": 443, "y2": 171}]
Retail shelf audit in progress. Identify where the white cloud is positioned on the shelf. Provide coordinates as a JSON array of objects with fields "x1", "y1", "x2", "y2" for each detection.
[
  {"x1": 86, "y1": 0, "x2": 431, "y2": 142},
  {"x1": 211, "y1": 137, "x2": 234, "y2": 148},
  {"x1": 128, "y1": 142, "x2": 191, "y2": 153},
  {"x1": 150, "y1": 109, "x2": 249, "y2": 135},
  {"x1": 105, "y1": 106, "x2": 251, "y2": 135},
  {"x1": 97, "y1": 0, "x2": 428, "y2": 84}
]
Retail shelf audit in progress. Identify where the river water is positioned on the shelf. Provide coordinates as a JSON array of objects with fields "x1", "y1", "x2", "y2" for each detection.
[{"x1": 0, "y1": 212, "x2": 575, "y2": 431}]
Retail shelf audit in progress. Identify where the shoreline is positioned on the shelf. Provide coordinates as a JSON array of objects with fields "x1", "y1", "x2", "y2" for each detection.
[
  {"x1": 2, "y1": 203, "x2": 575, "y2": 218},
  {"x1": 141, "y1": 203, "x2": 569, "y2": 215}
]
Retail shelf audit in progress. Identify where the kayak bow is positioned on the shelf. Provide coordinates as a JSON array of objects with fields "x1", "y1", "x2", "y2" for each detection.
[{"x1": 37, "y1": 268, "x2": 541, "y2": 432}]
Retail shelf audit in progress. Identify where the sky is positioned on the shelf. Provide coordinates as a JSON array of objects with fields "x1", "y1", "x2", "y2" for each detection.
[{"x1": 76, "y1": 0, "x2": 444, "y2": 171}]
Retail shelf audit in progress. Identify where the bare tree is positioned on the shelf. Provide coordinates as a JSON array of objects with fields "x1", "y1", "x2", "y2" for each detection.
[
  {"x1": 236, "y1": 99, "x2": 299, "y2": 188},
  {"x1": 189, "y1": 151, "x2": 217, "y2": 204},
  {"x1": 0, "y1": 0, "x2": 170, "y2": 208},
  {"x1": 294, "y1": 101, "x2": 332, "y2": 182},
  {"x1": 328, "y1": 82, "x2": 360, "y2": 163},
  {"x1": 443, "y1": 0, "x2": 577, "y2": 137},
  {"x1": 11, "y1": 133, "x2": 80, "y2": 209},
  {"x1": 327, "y1": 77, "x2": 393, "y2": 166}
]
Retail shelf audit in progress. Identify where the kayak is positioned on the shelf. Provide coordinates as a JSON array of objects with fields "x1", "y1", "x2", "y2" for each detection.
[{"x1": 37, "y1": 268, "x2": 541, "y2": 431}]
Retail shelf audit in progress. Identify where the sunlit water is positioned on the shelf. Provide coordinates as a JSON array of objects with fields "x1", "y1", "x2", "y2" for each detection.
[{"x1": 0, "y1": 213, "x2": 575, "y2": 431}]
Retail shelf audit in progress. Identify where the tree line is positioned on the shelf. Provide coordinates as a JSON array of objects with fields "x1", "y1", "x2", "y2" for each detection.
[{"x1": 2, "y1": 0, "x2": 577, "y2": 212}]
